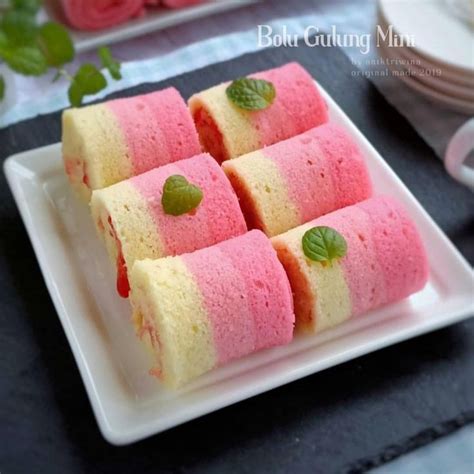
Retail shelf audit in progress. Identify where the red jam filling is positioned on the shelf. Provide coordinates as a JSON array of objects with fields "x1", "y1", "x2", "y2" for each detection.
[
  {"x1": 225, "y1": 170, "x2": 264, "y2": 231},
  {"x1": 149, "y1": 367, "x2": 161, "y2": 378},
  {"x1": 116, "y1": 252, "x2": 130, "y2": 298},
  {"x1": 138, "y1": 319, "x2": 162, "y2": 379},
  {"x1": 82, "y1": 161, "x2": 90, "y2": 187},
  {"x1": 107, "y1": 216, "x2": 130, "y2": 298},
  {"x1": 97, "y1": 219, "x2": 105, "y2": 232},
  {"x1": 64, "y1": 158, "x2": 90, "y2": 189},
  {"x1": 64, "y1": 159, "x2": 77, "y2": 177},
  {"x1": 193, "y1": 107, "x2": 228, "y2": 163}
]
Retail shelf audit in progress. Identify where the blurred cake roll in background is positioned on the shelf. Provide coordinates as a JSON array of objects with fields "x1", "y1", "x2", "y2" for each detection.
[
  {"x1": 59, "y1": 0, "x2": 144, "y2": 30},
  {"x1": 57, "y1": 0, "x2": 207, "y2": 30}
]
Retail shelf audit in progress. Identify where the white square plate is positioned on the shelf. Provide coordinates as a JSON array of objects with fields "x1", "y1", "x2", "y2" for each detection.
[{"x1": 4, "y1": 85, "x2": 473, "y2": 445}]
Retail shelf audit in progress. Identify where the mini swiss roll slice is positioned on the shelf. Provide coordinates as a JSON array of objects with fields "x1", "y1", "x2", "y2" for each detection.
[
  {"x1": 62, "y1": 87, "x2": 201, "y2": 201},
  {"x1": 272, "y1": 196, "x2": 429, "y2": 334},
  {"x1": 90, "y1": 153, "x2": 247, "y2": 298},
  {"x1": 129, "y1": 230, "x2": 295, "y2": 388},
  {"x1": 188, "y1": 62, "x2": 329, "y2": 162},
  {"x1": 222, "y1": 123, "x2": 373, "y2": 237}
]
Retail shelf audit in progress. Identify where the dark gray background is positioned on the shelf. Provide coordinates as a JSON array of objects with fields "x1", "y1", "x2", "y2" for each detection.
[{"x1": 0, "y1": 40, "x2": 473, "y2": 474}]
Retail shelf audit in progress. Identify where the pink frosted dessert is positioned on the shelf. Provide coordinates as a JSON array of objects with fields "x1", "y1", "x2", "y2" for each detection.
[
  {"x1": 130, "y1": 230, "x2": 295, "y2": 388},
  {"x1": 90, "y1": 153, "x2": 247, "y2": 297},
  {"x1": 223, "y1": 123, "x2": 373, "y2": 236},
  {"x1": 188, "y1": 62, "x2": 329, "y2": 162},
  {"x1": 62, "y1": 87, "x2": 201, "y2": 201},
  {"x1": 59, "y1": 0, "x2": 143, "y2": 30},
  {"x1": 272, "y1": 196, "x2": 429, "y2": 333}
]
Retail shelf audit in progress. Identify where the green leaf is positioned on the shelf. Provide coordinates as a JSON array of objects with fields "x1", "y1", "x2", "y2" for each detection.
[
  {"x1": 161, "y1": 175, "x2": 203, "y2": 216},
  {"x1": 1, "y1": 46, "x2": 47, "y2": 75},
  {"x1": 12, "y1": 0, "x2": 42, "y2": 14},
  {"x1": 302, "y1": 226, "x2": 347, "y2": 265},
  {"x1": 67, "y1": 82, "x2": 83, "y2": 107},
  {"x1": 0, "y1": 10, "x2": 37, "y2": 47},
  {"x1": 0, "y1": 31, "x2": 7, "y2": 49},
  {"x1": 226, "y1": 77, "x2": 276, "y2": 110},
  {"x1": 98, "y1": 46, "x2": 121, "y2": 80},
  {"x1": 37, "y1": 22, "x2": 75, "y2": 67},
  {"x1": 0, "y1": 75, "x2": 5, "y2": 102},
  {"x1": 68, "y1": 63, "x2": 107, "y2": 107},
  {"x1": 73, "y1": 63, "x2": 107, "y2": 94}
]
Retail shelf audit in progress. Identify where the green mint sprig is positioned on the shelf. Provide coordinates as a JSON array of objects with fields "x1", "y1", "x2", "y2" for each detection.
[
  {"x1": 0, "y1": 1, "x2": 121, "y2": 108},
  {"x1": 226, "y1": 77, "x2": 276, "y2": 110},
  {"x1": 99, "y1": 46, "x2": 122, "y2": 80},
  {"x1": 68, "y1": 64, "x2": 107, "y2": 107},
  {"x1": 302, "y1": 226, "x2": 347, "y2": 265},
  {"x1": 37, "y1": 22, "x2": 74, "y2": 67},
  {"x1": 11, "y1": 0, "x2": 42, "y2": 13},
  {"x1": 161, "y1": 175, "x2": 203, "y2": 216}
]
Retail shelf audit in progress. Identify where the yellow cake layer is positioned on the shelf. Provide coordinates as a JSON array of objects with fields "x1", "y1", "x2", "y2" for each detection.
[
  {"x1": 90, "y1": 181, "x2": 164, "y2": 275},
  {"x1": 130, "y1": 257, "x2": 217, "y2": 388},
  {"x1": 223, "y1": 151, "x2": 300, "y2": 237},
  {"x1": 62, "y1": 104, "x2": 132, "y2": 201},
  {"x1": 188, "y1": 83, "x2": 259, "y2": 159},
  {"x1": 272, "y1": 223, "x2": 351, "y2": 333}
]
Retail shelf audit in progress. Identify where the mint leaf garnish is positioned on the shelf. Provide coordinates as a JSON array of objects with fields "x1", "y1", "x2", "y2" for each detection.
[
  {"x1": 226, "y1": 77, "x2": 276, "y2": 110},
  {"x1": 161, "y1": 175, "x2": 203, "y2": 216},
  {"x1": 0, "y1": 10, "x2": 37, "y2": 47},
  {"x1": 302, "y1": 226, "x2": 347, "y2": 264},
  {"x1": 1, "y1": 46, "x2": 47, "y2": 75},
  {"x1": 12, "y1": 0, "x2": 42, "y2": 14},
  {"x1": 98, "y1": 46, "x2": 122, "y2": 80},
  {"x1": 68, "y1": 63, "x2": 107, "y2": 107},
  {"x1": 0, "y1": 75, "x2": 5, "y2": 101},
  {"x1": 37, "y1": 22, "x2": 74, "y2": 67}
]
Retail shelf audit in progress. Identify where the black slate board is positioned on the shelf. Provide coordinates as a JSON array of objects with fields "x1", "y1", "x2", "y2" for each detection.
[{"x1": 0, "y1": 40, "x2": 473, "y2": 474}]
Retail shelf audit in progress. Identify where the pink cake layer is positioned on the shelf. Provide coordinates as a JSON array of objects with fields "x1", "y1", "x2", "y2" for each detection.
[
  {"x1": 130, "y1": 153, "x2": 247, "y2": 255},
  {"x1": 107, "y1": 87, "x2": 201, "y2": 175},
  {"x1": 311, "y1": 196, "x2": 426, "y2": 317},
  {"x1": 357, "y1": 196, "x2": 429, "y2": 304},
  {"x1": 310, "y1": 205, "x2": 387, "y2": 316},
  {"x1": 182, "y1": 230, "x2": 295, "y2": 365},
  {"x1": 265, "y1": 123, "x2": 373, "y2": 224},
  {"x1": 250, "y1": 62, "x2": 329, "y2": 146}
]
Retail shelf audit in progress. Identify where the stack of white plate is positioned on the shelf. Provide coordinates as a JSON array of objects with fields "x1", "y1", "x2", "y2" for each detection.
[{"x1": 377, "y1": 0, "x2": 474, "y2": 115}]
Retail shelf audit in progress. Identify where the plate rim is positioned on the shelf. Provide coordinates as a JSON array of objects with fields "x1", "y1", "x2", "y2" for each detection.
[
  {"x1": 378, "y1": 0, "x2": 474, "y2": 76},
  {"x1": 377, "y1": 42, "x2": 474, "y2": 102},
  {"x1": 376, "y1": 9, "x2": 474, "y2": 88},
  {"x1": 377, "y1": 43, "x2": 474, "y2": 115}
]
